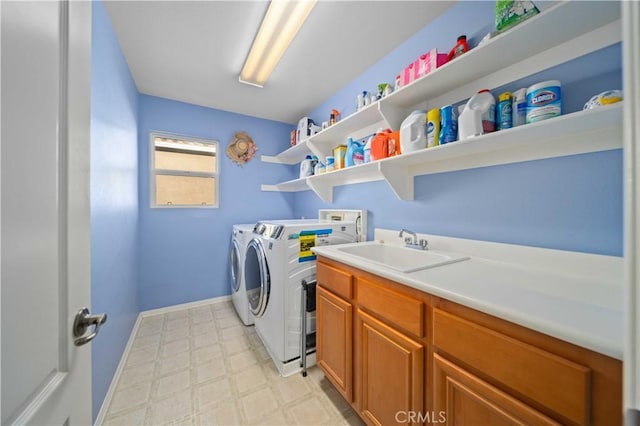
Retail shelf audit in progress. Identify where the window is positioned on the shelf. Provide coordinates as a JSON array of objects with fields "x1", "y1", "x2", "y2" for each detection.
[{"x1": 151, "y1": 133, "x2": 219, "y2": 207}]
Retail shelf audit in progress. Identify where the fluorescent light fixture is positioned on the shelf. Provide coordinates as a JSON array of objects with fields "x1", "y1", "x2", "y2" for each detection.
[{"x1": 239, "y1": 0, "x2": 316, "y2": 87}]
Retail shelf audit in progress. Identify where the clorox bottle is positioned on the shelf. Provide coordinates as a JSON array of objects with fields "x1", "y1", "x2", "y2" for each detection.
[{"x1": 400, "y1": 110, "x2": 428, "y2": 154}]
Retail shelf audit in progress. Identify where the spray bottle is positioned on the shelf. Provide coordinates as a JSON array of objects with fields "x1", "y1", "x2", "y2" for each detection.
[{"x1": 330, "y1": 109, "x2": 340, "y2": 125}]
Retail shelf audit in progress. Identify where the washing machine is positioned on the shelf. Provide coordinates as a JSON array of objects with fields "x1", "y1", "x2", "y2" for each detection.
[
  {"x1": 244, "y1": 219, "x2": 357, "y2": 376},
  {"x1": 230, "y1": 223, "x2": 256, "y2": 326}
]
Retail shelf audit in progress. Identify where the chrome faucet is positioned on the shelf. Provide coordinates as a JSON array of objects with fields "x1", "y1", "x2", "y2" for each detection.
[{"x1": 399, "y1": 229, "x2": 428, "y2": 250}]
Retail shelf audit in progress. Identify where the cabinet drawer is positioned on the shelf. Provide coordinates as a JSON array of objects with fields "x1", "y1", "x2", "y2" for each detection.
[
  {"x1": 433, "y1": 309, "x2": 591, "y2": 425},
  {"x1": 357, "y1": 277, "x2": 424, "y2": 337},
  {"x1": 317, "y1": 262, "x2": 353, "y2": 300},
  {"x1": 433, "y1": 353, "x2": 560, "y2": 425}
]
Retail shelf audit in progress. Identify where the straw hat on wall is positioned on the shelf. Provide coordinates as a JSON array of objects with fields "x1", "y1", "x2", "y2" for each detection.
[{"x1": 226, "y1": 131, "x2": 258, "y2": 166}]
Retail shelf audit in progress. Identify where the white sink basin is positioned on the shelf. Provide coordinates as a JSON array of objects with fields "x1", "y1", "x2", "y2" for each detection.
[{"x1": 337, "y1": 243, "x2": 470, "y2": 273}]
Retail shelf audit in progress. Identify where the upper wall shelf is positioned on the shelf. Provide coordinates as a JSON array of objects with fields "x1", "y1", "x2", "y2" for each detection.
[{"x1": 261, "y1": 1, "x2": 623, "y2": 201}]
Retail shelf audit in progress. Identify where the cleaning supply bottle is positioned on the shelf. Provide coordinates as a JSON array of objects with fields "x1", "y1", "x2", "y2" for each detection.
[
  {"x1": 325, "y1": 156, "x2": 335, "y2": 172},
  {"x1": 497, "y1": 92, "x2": 512, "y2": 130},
  {"x1": 447, "y1": 35, "x2": 469, "y2": 62},
  {"x1": 512, "y1": 88, "x2": 527, "y2": 127},
  {"x1": 427, "y1": 108, "x2": 441, "y2": 148},
  {"x1": 458, "y1": 89, "x2": 496, "y2": 140},
  {"x1": 439, "y1": 105, "x2": 458, "y2": 144},
  {"x1": 399, "y1": 110, "x2": 428, "y2": 154},
  {"x1": 345, "y1": 138, "x2": 364, "y2": 167},
  {"x1": 299, "y1": 155, "x2": 313, "y2": 178},
  {"x1": 363, "y1": 134, "x2": 374, "y2": 163},
  {"x1": 330, "y1": 109, "x2": 340, "y2": 125},
  {"x1": 353, "y1": 141, "x2": 364, "y2": 165},
  {"x1": 371, "y1": 128, "x2": 391, "y2": 161}
]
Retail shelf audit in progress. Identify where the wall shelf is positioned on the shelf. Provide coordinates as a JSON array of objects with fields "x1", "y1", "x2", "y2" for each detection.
[
  {"x1": 261, "y1": 177, "x2": 310, "y2": 193},
  {"x1": 261, "y1": 140, "x2": 312, "y2": 165},
  {"x1": 261, "y1": 1, "x2": 622, "y2": 202}
]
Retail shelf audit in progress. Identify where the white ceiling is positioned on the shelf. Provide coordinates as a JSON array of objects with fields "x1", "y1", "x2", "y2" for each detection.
[{"x1": 104, "y1": 1, "x2": 455, "y2": 124}]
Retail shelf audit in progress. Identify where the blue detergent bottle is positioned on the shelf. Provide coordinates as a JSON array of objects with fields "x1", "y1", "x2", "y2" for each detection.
[
  {"x1": 345, "y1": 138, "x2": 364, "y2": 167},
  {"x1": 439, "y1": 105, "x2": 458, "y2": 144}
]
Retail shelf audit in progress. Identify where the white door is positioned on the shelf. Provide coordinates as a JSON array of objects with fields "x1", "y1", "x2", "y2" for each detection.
[
  {"x1": 623, "y1": 0, "x2": 640, "y2": 423},
  {"x1": 1, "y1": 1, "x2": 96, "y2": 424}
]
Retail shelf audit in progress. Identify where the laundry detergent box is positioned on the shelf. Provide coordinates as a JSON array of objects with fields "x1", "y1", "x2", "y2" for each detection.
[
  {"x1": 333, "y1": 145, "x2": 347, "y2": 169},
  {"x1": 401, "y1": 62, "x2": 417, "y2": 87},
  {"x1": 495, "y1": 0, "x2": 539, "y2": 33},
  {"x1": 388, "y1": 130, "x2": 401, "y2": 156},
  {"x1": 415, "y1": 48, "x2": 448, "y2": 80}
]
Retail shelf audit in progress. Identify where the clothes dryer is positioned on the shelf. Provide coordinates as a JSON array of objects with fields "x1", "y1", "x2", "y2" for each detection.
[
  {"x1": 244, "y1": 219, "x2": 357, "y2": 376},
  {"x1": 230, "y1": 223, "x2": 256, "y2": 326}
]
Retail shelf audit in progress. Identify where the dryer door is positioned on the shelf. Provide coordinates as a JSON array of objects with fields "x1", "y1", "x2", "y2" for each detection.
[
  {"x1": 244, "y1": 238, "x2": 270, "y2": 317},
  {"x1": 230, "y1": 239, "x2": 241, "y2": 293}
]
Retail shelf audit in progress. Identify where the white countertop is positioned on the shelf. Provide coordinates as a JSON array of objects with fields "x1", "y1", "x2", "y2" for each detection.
[{"x1": 312, "y1": 229, "x2": 624, "y2": 360}]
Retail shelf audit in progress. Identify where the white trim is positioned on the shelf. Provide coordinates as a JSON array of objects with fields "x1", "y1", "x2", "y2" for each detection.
[
  {"x1": 94, "y1": 295, "x2": 232, "y2": 424},
  {"x1": 622, "y1": 0, "x2": 640, "y2": 417},
  {"x1": 93, "y1": 314, "x2": 142, "y2": 426},
  {"x1": 139, "y1": 295, "x2": 232, "y2": 318},
  {"x1": 12, "y1": 372, "x2": 68, "y2": 425},
  {"x1": 0, "y1": 0, "x2": 3, "y2": 419}
]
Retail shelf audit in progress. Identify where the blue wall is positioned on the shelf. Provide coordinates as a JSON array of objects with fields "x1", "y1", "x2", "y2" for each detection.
[
  {"x1": 294, "y1": 150, "x2": 622, "y2": 255},
  {"x1": 90, "y1": 0, "x2": 140, "y2": 420},
  {"x1": 297, "y1": 1, "x2": 623, "y2": 256},
  {"x1": 137, "y1": 95, "x2": 295, "y2": 311},
  {"x1": 309, "y1": 1, "x2": 494, "y2": 124}
]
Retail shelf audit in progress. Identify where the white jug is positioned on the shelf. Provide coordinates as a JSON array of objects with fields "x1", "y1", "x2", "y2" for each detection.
[
  {"x1": 459, "y1": 90, "x2": 496, "y2": 141},
  {"x1": 400, "y1": 110, "x2": 427, "y2": 154}
]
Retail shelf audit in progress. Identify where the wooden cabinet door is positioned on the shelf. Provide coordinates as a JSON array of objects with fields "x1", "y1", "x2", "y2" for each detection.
[
  {"x1": 433, "y1": 353, "x2": 560, "y2": 425},
  {"x1": 317, "y1": 286, "x2": 353, "y2": 402},
  {"x1": 358, "y1": 310, "x2": 424, "y2": 426}
]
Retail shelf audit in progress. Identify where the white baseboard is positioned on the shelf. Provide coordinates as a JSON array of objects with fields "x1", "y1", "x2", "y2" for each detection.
[
  {"x1": 139, "y1": 295, "x2": 232, "y2": 318},
  {"x1": 94, "y1": 313, "x2": 143, "y2": 426},
  {"x1": 94, "y1": 295, "x2": 231, "y2": 424}
]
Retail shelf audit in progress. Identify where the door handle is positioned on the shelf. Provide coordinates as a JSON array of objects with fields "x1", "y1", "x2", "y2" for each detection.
[{"x1": 73, "y1": 307, "x2": 107, "y2": 346}]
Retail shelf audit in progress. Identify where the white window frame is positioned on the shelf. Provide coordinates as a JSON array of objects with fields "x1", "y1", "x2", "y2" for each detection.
[{"x1": 150, "y1": 131, "x2": 220, "y2": 208}]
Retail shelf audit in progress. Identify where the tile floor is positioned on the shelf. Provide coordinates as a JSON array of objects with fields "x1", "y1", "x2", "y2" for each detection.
[{"x1": 101, "y1": 300, "x2": 365, "y2": 425}]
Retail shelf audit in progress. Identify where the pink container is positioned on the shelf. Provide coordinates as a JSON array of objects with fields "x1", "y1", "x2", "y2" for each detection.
[
  {"x1": 401, "y1": 62, "x2": 416, "y2": 86},
  {"x1": 400, "y1": 49, "x2": 447, "y2": 87},
  {"x1": 415, "y1": 49, "x2": 448, "y2": 81}
]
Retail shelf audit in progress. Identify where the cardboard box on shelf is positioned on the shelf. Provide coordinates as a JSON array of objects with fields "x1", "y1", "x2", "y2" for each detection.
[
  {"x1": 416, "y1": 48, "x2": 448, "y2": 79},
  {"x1": 388, "y1": 130, "x2": 401, "y2": 156},
  {"x1": 400, "y1": 48, "x2": 448, "y2": 87}
]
